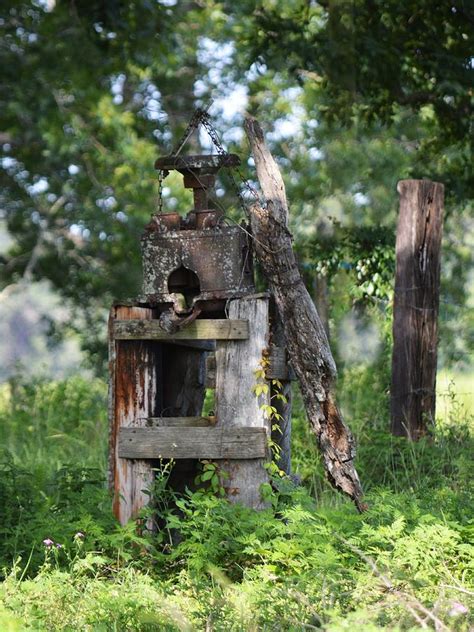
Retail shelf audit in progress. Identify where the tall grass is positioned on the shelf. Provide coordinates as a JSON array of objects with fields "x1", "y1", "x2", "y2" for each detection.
[
  {"x1": 0, "y1": 369, "x2": 472, "y2": 630},
  {"x1": 0, "y1": 375, "x2": 108, "y2": 473}
]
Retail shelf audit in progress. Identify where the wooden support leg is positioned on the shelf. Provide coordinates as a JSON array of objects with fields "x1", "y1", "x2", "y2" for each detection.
[
  {"x1": 215, "y1": 296, "x2": 271, "y2": 509},
  {"x1": 109, "y1": 306, "x2": 162, "y2": 525},
  {"x1": 270, "y1": 299, "x2": 292, "y2": 474}
]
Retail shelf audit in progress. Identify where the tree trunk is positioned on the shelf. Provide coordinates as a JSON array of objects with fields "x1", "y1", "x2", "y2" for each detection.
[
  {"x1": 244, "y1": 117, "x2": 365, "y2": 511},
  {"x1": 391, "y1": 179, "x2": 444, "y2": 439},
  {"x1": 313, "y1": 273, "x2": 330, "y2": 340}
]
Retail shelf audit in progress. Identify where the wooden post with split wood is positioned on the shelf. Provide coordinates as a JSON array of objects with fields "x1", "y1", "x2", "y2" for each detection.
[
  {"x1": 108, "y1": 305, "x2": 162, "y2": 526},
  {"x1": 391, "y1": 179, "x2": 444, "y2": 439}
]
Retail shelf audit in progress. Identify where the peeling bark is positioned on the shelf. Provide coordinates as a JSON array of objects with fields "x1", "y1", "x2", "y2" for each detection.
[{"x1": 244, "y1": 116, "x2": 365, "y2": 511}]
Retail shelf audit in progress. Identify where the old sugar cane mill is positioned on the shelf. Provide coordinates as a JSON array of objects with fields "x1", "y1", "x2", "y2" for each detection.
[{"x1": 108, "y1": 110, "x2": 294, "y2": 525}]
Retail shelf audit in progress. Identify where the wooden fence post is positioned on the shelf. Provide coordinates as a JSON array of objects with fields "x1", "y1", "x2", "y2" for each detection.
[{"x1": 391, "y1": 179, "x2": 444, "y2": 438}]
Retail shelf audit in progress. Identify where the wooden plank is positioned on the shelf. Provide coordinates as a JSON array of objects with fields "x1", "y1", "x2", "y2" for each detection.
[
  {"x1": 118, "y1": 427, "x2": 267, "y2": 460},
  {"x1": 391, "y1": 179, "x2": 444, "y2": 439},
  {"x1": 109, "y1": 306, "x2": 162, "y2": 526},
  {"x1": 113, "y1": 319, "x2": 248, "y2": 341},
  {"x1": 215, "y1": 296, "x2": 271, "y2": 509},
  {"x1": 146, "y1": 416, "x2": 216, "y2": 427}
]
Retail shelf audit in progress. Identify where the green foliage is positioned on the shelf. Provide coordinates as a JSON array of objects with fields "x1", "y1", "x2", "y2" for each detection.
[
  {"x1": 0, "y1": 375, "x2": 472, "y2": 630},
  {"x1": 194, "y1": 459, "x2": 228, "y2": 497},
  {"x1": 0, "y1": 375, "x2": 108, "y2": 471},
  {"x1": 303, "y1": 224, "x2": 396, "y2": 302},
  {"x1": 232, "y1": 0, "x2": 473, "y2": 146}
]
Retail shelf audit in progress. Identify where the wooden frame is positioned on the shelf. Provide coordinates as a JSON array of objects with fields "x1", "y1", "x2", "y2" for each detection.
[
  {"x1": 109, "y1": 296, "x2": 287, "y2": 523},
  {"x1": 113, "y1": 319, "x2": 248, "y2": 341}
]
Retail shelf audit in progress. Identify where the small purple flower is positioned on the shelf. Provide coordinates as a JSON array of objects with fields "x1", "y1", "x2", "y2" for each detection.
[
  {"x1": 448, "y1": 601, "x2": 468, "y2": 617},
  {"x1": 55, "y1": 543, "x2": 63, "y2": 549},
  {"x1": 43, "y1": 538, "x2": 54, "y2": 548},
  {"x1": 74, "y1": 531, "x2": 85, "y2": 540}
]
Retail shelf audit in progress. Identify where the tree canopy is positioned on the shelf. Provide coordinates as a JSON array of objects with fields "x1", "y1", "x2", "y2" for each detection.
[{"x1": 1, "y1": 0, "x2": 473, "y2": 369}]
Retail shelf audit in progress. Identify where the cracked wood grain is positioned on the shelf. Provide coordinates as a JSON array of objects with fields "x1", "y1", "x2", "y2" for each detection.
[
  {"x1": 391, "y1": 179, "x2": 444, "y2": 439},
  {"x1": 244, "y1": 116, "x2": 365, "y2": 510}
]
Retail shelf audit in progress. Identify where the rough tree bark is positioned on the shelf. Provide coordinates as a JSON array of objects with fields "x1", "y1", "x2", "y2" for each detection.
[
  {"x1": 244, "y1": 116, "x2": 365, "y2": 511},
  {"x1": 391, "y1": 179, "x2": 444, "y2": 439}
]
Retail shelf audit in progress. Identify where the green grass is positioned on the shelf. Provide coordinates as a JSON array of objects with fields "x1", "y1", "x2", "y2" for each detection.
[
  {"x1": 0, "y1": 370, "x2": 472, "y2": 631},
  {"x1": 437, "y1": 369, "x2": 474, "y2": 422}
]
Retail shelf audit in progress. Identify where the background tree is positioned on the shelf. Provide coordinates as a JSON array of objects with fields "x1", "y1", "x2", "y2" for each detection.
[{"x1": 1, "y1": 0, "x2": 472, "y2": 374}]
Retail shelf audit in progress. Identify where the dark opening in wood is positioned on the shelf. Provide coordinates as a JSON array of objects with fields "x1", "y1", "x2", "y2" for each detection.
[{"x1": 167, "y1": 265, "x2": 200, "y2": 307}]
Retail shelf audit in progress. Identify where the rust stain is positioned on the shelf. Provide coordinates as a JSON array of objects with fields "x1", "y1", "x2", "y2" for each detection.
[
  {"x1": 111, "y1": 306, "x2": 159, "y2": 523},
  {"x1": 141, "y1": 226, "x2": 254, "y2": 313}
]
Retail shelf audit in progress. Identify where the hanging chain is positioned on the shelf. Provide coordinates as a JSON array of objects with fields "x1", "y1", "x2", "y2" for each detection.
[
  {"x1": 200, "y1": 114, "x2": 261, "y2": 217},
  {"x1": 155, "y1": 101, "x2": 212, "y2": 215},
  {"x1": 155, "y1": 169, "x2": 166, "y2": 214},
  {"x1": 170, "y1": 99, "x2": 213, "y2": 157},
  {"x1": 155, "y1": 101, "x2": 261, "y2": 217}
]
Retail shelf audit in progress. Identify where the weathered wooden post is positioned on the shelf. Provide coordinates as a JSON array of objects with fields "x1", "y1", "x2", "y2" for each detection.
[
  {"x1": 108, "y1": 141, "x2": 294, "y2": 524},
  {"x1": 391, "y1": 179, "x2": 444, "y2": 439}
]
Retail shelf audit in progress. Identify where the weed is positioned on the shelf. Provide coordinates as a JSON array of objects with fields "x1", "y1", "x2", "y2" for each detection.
[{"x1": 0, "y1": 372, "x2": 472, "y2": 630}]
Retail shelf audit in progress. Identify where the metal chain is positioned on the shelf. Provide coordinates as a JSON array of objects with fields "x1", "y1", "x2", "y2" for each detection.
[
  {"x1": 156, "y1": 102, "x2": 261, "y2": 217},
  {"x1": 155, "y1": 101, "x2": 212, "y2": 214},
  {"x1": 200, "y1": 114, "x2": 262, "y2": 217},
  {"x1": 170, "y1": 99, "x2": 213, "y2": 157},
  {"x1": 155, "y1": 169, "x2": 166, "y2": 214}
]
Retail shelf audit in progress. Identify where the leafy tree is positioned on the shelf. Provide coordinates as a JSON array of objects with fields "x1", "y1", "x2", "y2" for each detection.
[
  {"x1": 0, "y1": 0, "x2": 209, "y2": 368},
  {"x1": 1, "y1": 0, "x2": 472, "y2": 370}
]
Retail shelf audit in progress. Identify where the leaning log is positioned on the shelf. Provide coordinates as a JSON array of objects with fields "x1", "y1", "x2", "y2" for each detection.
[{"x1": 244, "y1": 116, "x2": 365, "y2": 511}]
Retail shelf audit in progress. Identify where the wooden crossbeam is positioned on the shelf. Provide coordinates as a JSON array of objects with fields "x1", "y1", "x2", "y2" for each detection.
[
  {"x1": 113, "y1": 319, "x2": 248, "y2": 341},
  {"x1": 118, "y1": 427, "x2": 267, "y2": 460}
]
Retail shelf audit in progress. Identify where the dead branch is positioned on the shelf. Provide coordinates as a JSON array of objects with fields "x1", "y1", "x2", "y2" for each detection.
[{"x1": 244, "y1": 115, "x2": 365, "y2": 510}]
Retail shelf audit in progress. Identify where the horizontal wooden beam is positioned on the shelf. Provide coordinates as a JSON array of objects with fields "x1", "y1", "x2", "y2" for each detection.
[
  {"x1": 118, "y1": 427, "x2": 267, "y2": 460},
  {"x1": 113, "y1": 319, "x2": 248, "y2": 341},
  {"x1": 146, "y1": 416, "x2": 216, "y2": 427}
]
